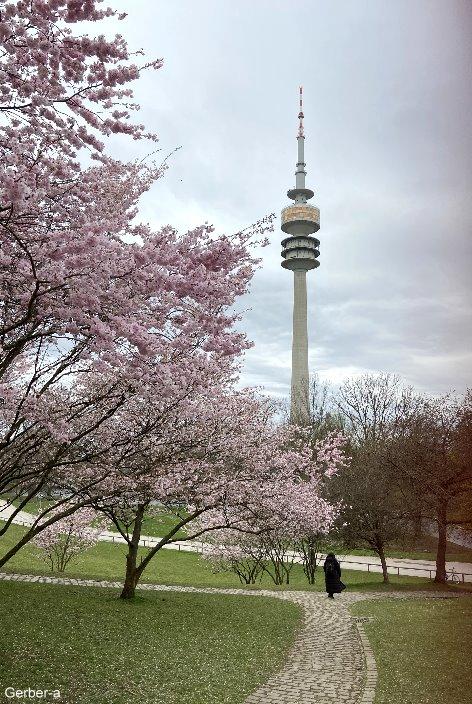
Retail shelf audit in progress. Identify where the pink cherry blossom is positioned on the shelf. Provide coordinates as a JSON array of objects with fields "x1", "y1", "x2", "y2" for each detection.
[{"x1": 33, "y1": 504, "x2": 108, "y2": 572}]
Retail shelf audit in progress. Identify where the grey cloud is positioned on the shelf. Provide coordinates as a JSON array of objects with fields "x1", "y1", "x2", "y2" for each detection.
[{"x1": 103, "y1": 0, "x2": 471, "y2": 398}]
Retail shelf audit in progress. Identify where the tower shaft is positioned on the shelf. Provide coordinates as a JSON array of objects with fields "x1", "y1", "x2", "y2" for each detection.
[{"x1": 291, "y1": 270, "x2": 310, "y2": 425}]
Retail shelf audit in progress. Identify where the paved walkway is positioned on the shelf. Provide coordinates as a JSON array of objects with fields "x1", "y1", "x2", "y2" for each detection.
[
  {"x1": 0, "y1": 572, "x2": 464, "y2": 704},
  {"x1": 2, "y1": 500, "x2": 471, "y2": 581},
  {"x1": 0, "y1": 500, "x2": 36, "y2": 527}
]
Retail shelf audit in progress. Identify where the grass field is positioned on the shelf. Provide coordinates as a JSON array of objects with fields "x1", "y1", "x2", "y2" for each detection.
[
  {"x1": 1, "y1": 522, "x2": 470, "y2": 594},
  {"x1": 2, "y1": 497, "x2": 189, "y2": 540},
  {"x1": 0, "y1": 580, "x2": 301, "y2": 704},
  {"x1": 4, "y1": 495, "x2": 472, "y2": 563},
  {"x1": 2, "y1": 522, "x2": 471, "y2": 704},
  {"x1": 350, "y1": 597, "x2": 472, "y2": 704},
  {"x1": 111, "y1": 510, "x2": 189, "y2": 540},
  {"x1": 341, "y1": 541, "x2": 472, "y2": 564}
]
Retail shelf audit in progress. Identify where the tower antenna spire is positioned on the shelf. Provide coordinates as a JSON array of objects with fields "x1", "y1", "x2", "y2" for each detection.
[{"x1": 298, "y1": 85, "x2": 304, "y2": 138}]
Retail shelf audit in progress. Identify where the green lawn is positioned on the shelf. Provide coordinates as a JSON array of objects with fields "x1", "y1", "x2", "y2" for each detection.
[
  {"x1": 0, "y1": 580, "x2": 301, "y2": 704},
  {"x1": 342, "y1": 540, "x2": 472, "y2": 564},
  {"x1": 4, "y1": 496, "x2": 471, "y2": 563},
  {"x1": 2, "y1": 496, "x2": 189, "y2": 540},
  {"x1": 350, "y1": 597, "x2": 472, "y2": 704},
  {"x1": 110, "y1": 510, "x2": 189, "y2": 540},
  {"x1": 1, "y1": 522, "x2": 469, "y2": 594}
]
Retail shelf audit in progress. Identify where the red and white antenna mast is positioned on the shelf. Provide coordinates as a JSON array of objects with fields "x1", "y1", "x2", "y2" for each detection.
[{"x1": 298, "y1": 85, "x2": 304, "y2": 138}]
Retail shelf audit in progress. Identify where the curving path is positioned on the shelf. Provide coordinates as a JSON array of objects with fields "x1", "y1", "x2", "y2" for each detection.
[{"x1": 0, "y1": 572, "x2": 464, "y2": 703}]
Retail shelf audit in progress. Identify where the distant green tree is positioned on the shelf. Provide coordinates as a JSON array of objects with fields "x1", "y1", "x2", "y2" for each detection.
[{"x1": 391, "y1": 390, "x2": 472, "y2": 583}]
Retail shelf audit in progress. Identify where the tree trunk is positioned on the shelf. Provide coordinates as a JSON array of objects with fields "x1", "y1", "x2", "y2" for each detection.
[
  {"x1": 119, "y1": 504, "x2": 146, "y2": 599},
  {"x1": 434, "y1": 501, "x2": 448, "y2": 583},
  {"x1": 120, "y1": 543, "x2": 140, "y2": 599},
  {"x1": 301, "y1": 538, "x2": 318, "y2": 585},
  {"x1": 376, "y1": 540, "x2": 389, "y2": 583},
  {"x1": 118, "y1": 507, "x2": 206, "y2": 596},
  {"x1": 265, "y1": 558, "x2": 284, "y2": 585}
]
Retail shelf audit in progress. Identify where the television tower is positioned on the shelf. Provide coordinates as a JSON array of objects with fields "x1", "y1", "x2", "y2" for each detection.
[{"x1": 281, "y1": 87, "x2": 320, "y2": 425}]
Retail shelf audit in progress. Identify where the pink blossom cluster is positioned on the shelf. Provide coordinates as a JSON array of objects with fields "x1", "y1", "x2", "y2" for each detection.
[
  {"x1": 192, "y1": 430, "x2": 346, "y2": 542},
  {"x1": 101, "y1": 389, "x2": 347, "y2": 548},
  {"x1": 196, "y1": 430, "x2": 348, "y2": 582},
  {"x1": 32, "y1": 503, "x2": 107, "y2": 571},
  {"x1": 0, "y1": 0, "x2": 162, "y2": 163}
]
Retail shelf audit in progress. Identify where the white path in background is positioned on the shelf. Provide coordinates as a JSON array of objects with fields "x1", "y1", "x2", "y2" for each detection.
[
  {"x1": 0, "y1": 500, "x2": 36, "y2": 527},
  {"x1": 0, "y1": 571, "x2": 465, "y2": 704},
  {"x1": 1, "y1": 499, "x2": 471, "y2": 581}
]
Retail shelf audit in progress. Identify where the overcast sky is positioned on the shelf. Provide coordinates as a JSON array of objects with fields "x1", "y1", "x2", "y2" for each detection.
[{"x1": 103, "y1": 0, "x2": 471, "y2": 399}]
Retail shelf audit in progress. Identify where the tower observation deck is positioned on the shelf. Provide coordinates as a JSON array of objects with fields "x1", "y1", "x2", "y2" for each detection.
[{"x1": 281, "y1": 87, "x2": 320, "y2": 425}]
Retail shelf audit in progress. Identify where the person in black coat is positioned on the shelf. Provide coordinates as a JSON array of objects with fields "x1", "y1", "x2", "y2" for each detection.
[{"x1": 323, "y1": 553, "x2": 346, "y2": 598}]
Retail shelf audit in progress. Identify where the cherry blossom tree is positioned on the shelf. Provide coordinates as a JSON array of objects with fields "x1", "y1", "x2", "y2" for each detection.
[
  {"x1": 76, "y1": 387, "x2": 346, "y2": 599},
  {"x1": 32, "y1": 504, "x2": 108, "y2": 572},
  {"x1": 0, "y1": 0, "x2": 274, "y2": 572},
  {"x1": 193, "y1": 431, "x2": 348, "y2": 589},
  {"x1": 0, "y1": 6, "x2": 348, "y2": 606},
  {"x1": 92, "y1": 390, "x2": 281, "y2": 598},
  {"x1": 203, "y1": 537, "x2": 266, "y2": 585},
  {"x1": 199, "y1": 428, "x2": 348, "y2": 585}
]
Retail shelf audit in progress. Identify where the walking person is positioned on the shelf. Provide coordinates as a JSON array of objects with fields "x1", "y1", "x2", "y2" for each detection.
[{"x1": 323, "y1": 552, "x2": 346, "y2": 598}]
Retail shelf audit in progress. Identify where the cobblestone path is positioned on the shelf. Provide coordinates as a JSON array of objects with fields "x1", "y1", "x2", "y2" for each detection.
[{"x1": 0, "y1": 572, "x2": 463, "y2": 704}]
